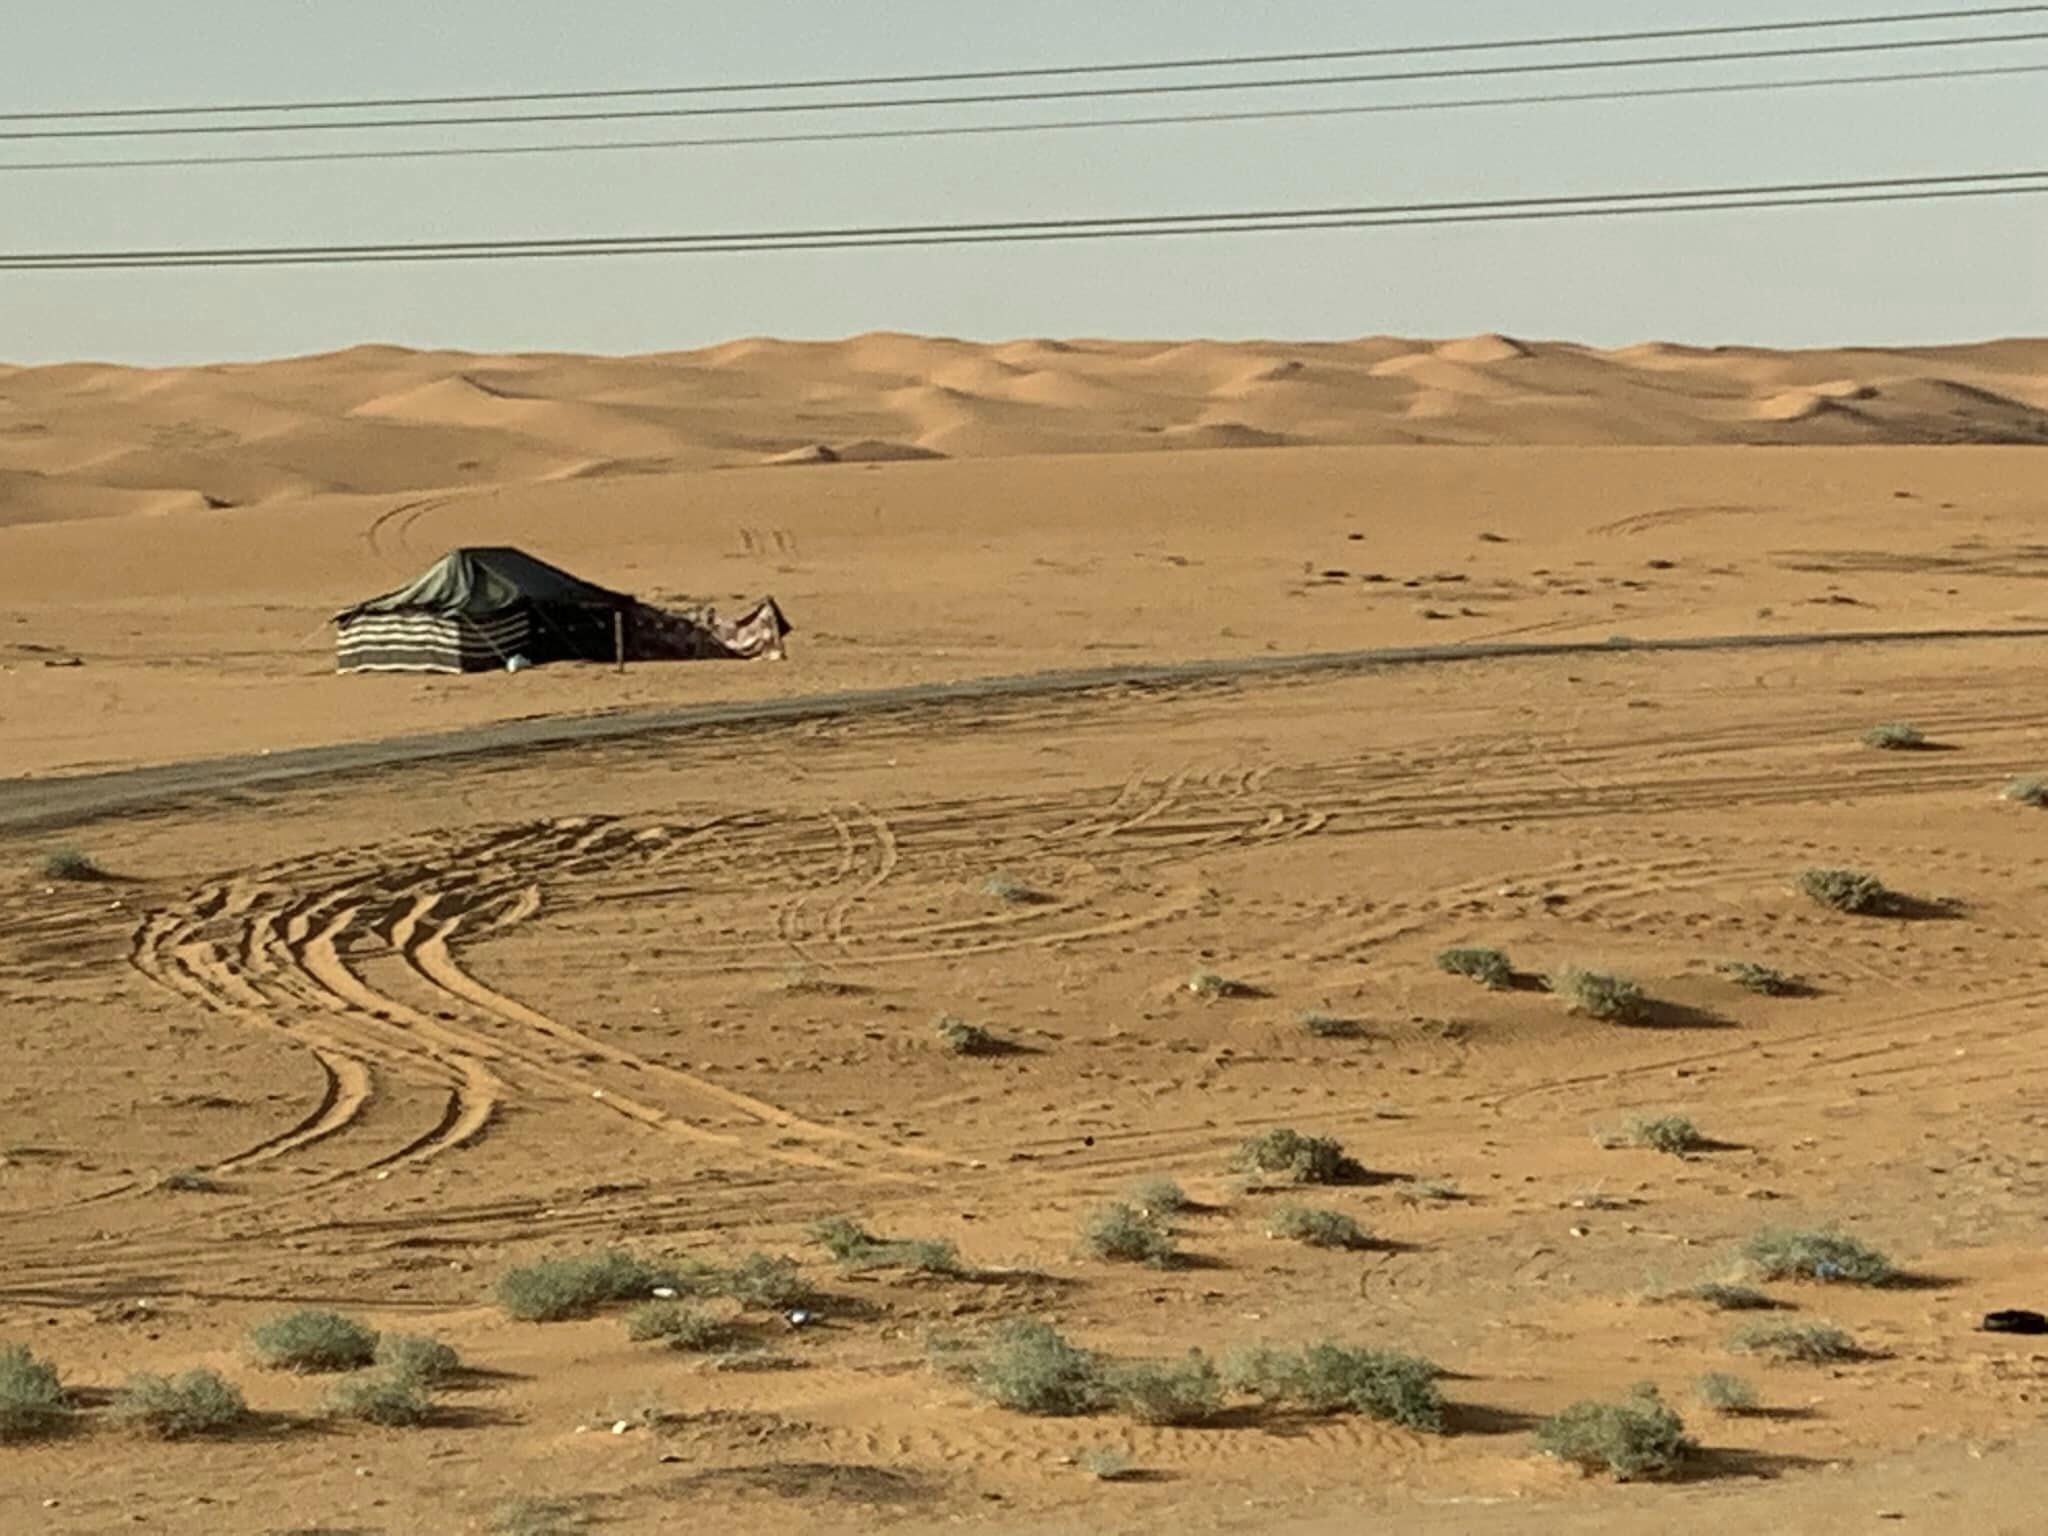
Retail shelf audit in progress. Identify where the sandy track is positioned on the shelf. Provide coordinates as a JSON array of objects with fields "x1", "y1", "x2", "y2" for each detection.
[{"x1": 7, "y1": 623, "x2": 2048, "y2": 833}]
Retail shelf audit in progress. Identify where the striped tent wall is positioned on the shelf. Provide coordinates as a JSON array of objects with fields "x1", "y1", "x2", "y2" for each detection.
[{"x1": 335, "y1": 610, "x2": 532, "y2": 673}]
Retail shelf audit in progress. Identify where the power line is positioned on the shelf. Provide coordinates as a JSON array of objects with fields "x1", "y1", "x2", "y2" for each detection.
[
  {"x1": 5, "y1": 170, "x2": 2042, "y2": 270},
  {"x1": 5, "y1": 63, "x2": 2041, "y2": 176},
  {"x1": 3, "y1": 28, "x2": 2043, "y2": 141},
  {"x1": 6, "y1": 3, "x2": 2041, "y2": 120}
]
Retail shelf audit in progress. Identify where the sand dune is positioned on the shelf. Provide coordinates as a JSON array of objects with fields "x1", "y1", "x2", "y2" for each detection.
[
  {"x1": 1434, "y1": 331, "x2": 1534, "y2": 363},
  {"x1": 3, "y1": 333, "x2": 2043, "y2": 521}
]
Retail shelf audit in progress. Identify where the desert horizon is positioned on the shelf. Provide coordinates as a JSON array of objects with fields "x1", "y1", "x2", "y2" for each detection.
[
  {"x1": 5, "y1": 313, "x2": 2048, "y2": 1532},
  {"x1": 6, "y1": 333, "x2": 2046, "y2": 536},
  {"x1": 5, "y1": 3, "x2": 2047, "y2": 1526}
]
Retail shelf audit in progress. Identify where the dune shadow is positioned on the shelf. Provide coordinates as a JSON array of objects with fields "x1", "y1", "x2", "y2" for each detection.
[{"x1": 1093, "y1": 1467, "x2": 1179, "y2": 1485}]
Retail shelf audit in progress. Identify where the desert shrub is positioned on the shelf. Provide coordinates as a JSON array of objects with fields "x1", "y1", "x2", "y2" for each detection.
[
  {"x1": 720, "y1": 1252, "x2": 808, "y2": 1310},
  {"x1": 625, "y1": 1301, "x2": 724, "y2": 1351},
  {"x1": 157, "y1": 1167, "x2": 225, "y2": 1193},
  {"x1": 937, "y1": 1017, "x2": 1005, "y2": 1056},
  {"x1": 1437, "y1": 946, "x2": 1514, "y2": 989},
  {"x1": 1862, "y1": 723, "x2": 1927, "y2": 750},
  {"x1": 1717, "y1": 960, "x2": 1800, "y2": 996},
  {"x1": 1535, "y1": 1383, "x2": 1690, "y2": 1481},
  {"x1": 982, "y1": 874, "x2": 1046, "y2": 904},
  {"x1": 1232, "y1": 1127, "x2": 1363, "y2": 1185},
  {"x1": 1624, "y1": 1115, "x2": 1702, "y2": 1155},
  {"x1": 808, "y1": 1216, "x2": 875, "y2": 1263},
  {"x1": 1742, "y1": 1228, "x2": 1894, "y2": 1286},
  {"x1": 111, "y1": 1368, "x2": 247, "y2": 1439},
  {"x1": 2002, "y1": 776, "x2": 2048, "y2": 807},
  {"x1": 1686, "y1": 1282, "x2": 1778, "y2": 1312},
  {"x1": 1553, "y1": 968, "x2": 1648, "y2": 1024},
  {"x1": 1223, "y1": 1343, "x2": 1444, "y2": 1431},
  {"x1": 1266, "y1": 1205, "x2": 1368, "y2": 1250},
  {"x1": 1124, "y1": 1177, "x2": 1189, "y2": 1216},
  {"x1": 497, "y1": 1250, "x2": 682, "y2": 1322},
  {"x1": 1297, "y1": 1011, "x2": 1362, "y2": 1039},
  {"x1": 374, "y1": 1333, "x2": 461, "y2": 1382},
  {"x1": 1797, "y1": 867, "x2": 1890, "y2": 914},
  {"x1": 1695, "y1": 1372, "x2": 1760, "y2": 1415},
  {"x1": 0, "y1": 1344, "x2": 70, "y2": 1441},
  {"x1": 1107, "y1": 1351, "x2": 1223, "y2": 1426},
  {"x1": 965, "y1": 1321, "x2": 1110, "y2": 1416},
  {"x1": 40, "y1": 849, "x2": 104, "y2": 881},
  {"x1": 326, "y1": 1367, "x2": 434, "y2": 1426},
  {"x1": 248, "y1": 1309, "x2": 377, "y2": 1372},
  {"x1": 1187, "y1": 971, "x2": 1254, "y2": 999},
  {"x1": 1078, "y1": 1203, "x2": 1178, "y2": 1267},
  {"x1": 781, "y1": 967, "x2": 865, "y2": 997},
  {"x1": 885, "y1": 1238, "x2": 962, "y2": 1275},
  {"x1": 1733, "y1": 1321, "x2": 1859, "y2": 1363},
  {"x1": 1077, "y1": 1447, "x2": 1133, "y2": 1481},
  {"x1": 807, "y1": 1217, "x2": 961, "y2": 1275}
]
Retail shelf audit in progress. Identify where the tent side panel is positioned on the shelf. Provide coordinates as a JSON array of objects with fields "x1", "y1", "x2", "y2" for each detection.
[
  {"x1": 336, "y1": 611, "x2": 530, "y2": 673},
  {"x1": 520, "y1": 603, "x2": 628, "y2": 665}
]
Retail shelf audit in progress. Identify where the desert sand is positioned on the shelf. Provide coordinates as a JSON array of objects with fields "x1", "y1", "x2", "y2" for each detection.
[{"x1": 3, "y1": 334, "x2": 2048, "y2": 1534}]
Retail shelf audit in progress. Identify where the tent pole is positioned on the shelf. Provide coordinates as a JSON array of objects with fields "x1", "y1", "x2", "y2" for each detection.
[{"x1": 614, "y1": 609, "x2": 626, "y2": 673}]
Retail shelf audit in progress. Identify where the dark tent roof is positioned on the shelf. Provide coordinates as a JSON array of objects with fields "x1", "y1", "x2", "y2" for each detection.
[{"x1": 336, "y1": 547, "x2": 633, "y2": 622}]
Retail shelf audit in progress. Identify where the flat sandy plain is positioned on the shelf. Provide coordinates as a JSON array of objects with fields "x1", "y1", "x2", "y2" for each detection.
[{"x1": 3, "y1": 334, "x2": 2048, "y2": 1534}]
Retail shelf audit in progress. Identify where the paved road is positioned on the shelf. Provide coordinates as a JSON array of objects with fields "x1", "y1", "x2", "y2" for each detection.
[{"x1": 4, "y1": 624, "x2": 2042, "y2": 833}]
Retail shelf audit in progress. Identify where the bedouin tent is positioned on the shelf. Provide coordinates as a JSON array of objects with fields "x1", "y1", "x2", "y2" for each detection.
[{"x1": 334, "y1": 546, "x2": 788, "y2": 673}]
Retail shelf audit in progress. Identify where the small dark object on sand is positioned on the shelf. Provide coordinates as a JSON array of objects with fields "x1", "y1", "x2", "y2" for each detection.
[{"x1": 1982, "y1": 1309, "x2": 2048, "y2": 1335}]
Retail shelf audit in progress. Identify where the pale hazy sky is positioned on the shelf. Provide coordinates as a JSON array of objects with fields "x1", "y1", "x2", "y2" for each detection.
[{"x1": 3, "y1": 1, "x2": 2043, "y2": 362}]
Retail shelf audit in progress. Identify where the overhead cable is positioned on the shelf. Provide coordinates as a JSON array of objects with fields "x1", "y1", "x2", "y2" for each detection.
[
  {"x1": 2, "y1": 28, "x2": 2043, "y2": 141},
  {"x1": 4, "y1": 170, "x2": 2043, "y2": 270},
  {"x1": 6, "y1": 3, "x2": 2040, "y2": 120}
]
